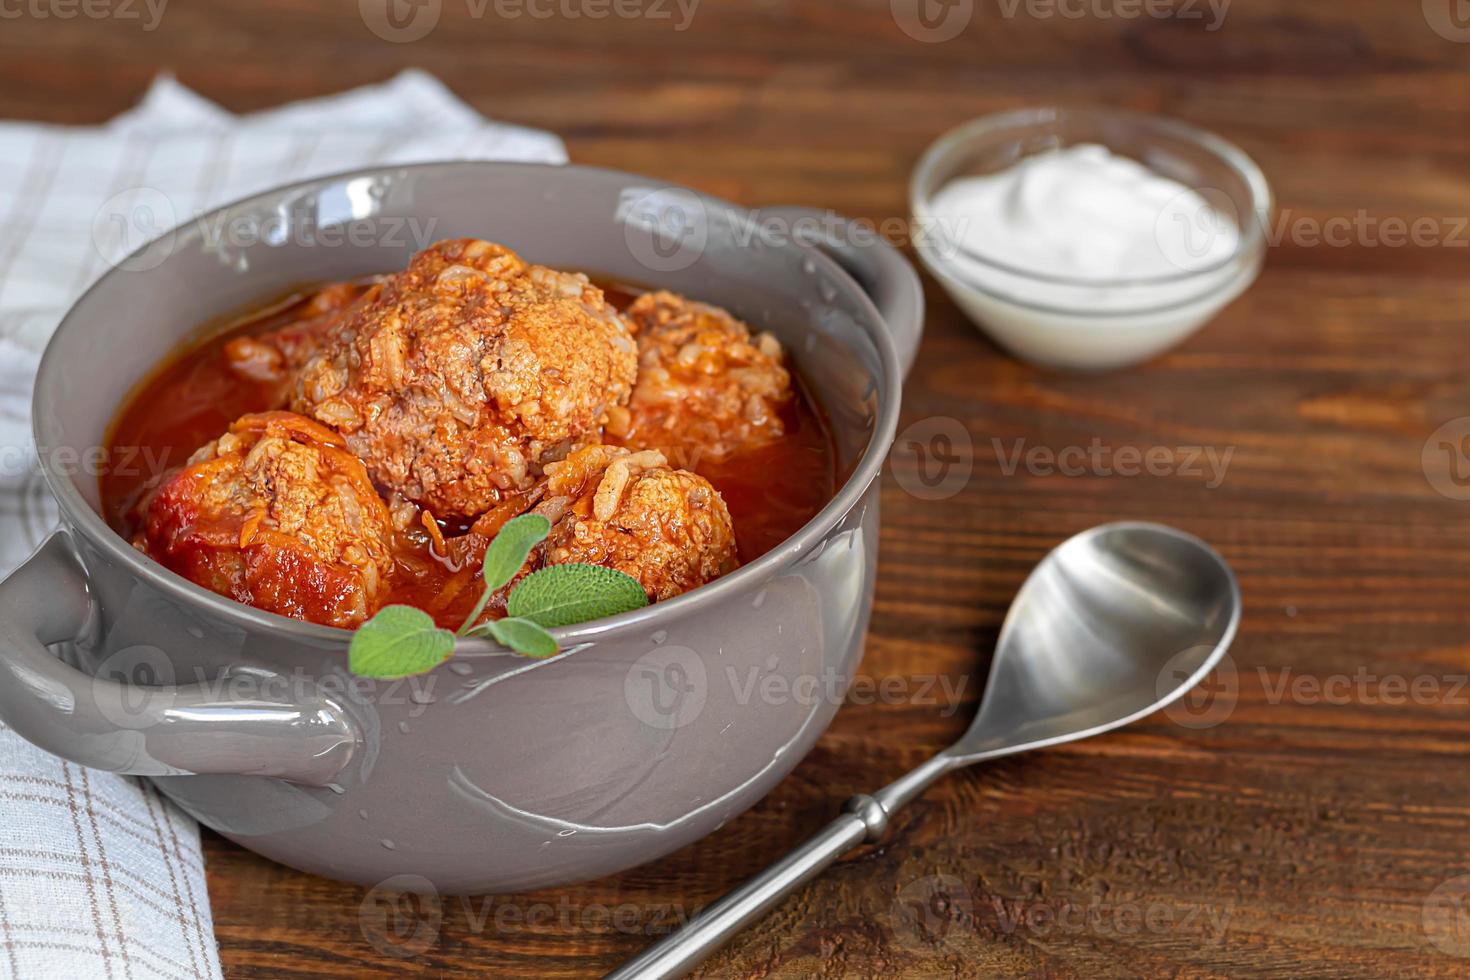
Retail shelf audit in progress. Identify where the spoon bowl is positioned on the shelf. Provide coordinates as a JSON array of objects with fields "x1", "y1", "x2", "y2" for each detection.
[{"x1": 954, "y1": 522, "x2": 1239, "y2": 761}]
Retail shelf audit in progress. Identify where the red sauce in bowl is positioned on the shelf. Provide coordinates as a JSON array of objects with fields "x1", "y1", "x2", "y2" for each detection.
[{"x1": 101, "y1": 280, "x2": 837, "y2": 629}]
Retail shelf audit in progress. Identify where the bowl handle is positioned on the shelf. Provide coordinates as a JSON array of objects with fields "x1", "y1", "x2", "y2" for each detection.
[
  {"x1": 754, "y1": 205, "x2": 925, "y2": 376},
  {"x1": 0, "y1": 532, "x2": 359, "y2": 786}
]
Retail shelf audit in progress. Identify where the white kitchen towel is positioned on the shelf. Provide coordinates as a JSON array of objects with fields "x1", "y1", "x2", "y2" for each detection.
[{"x1": 0, "y1": 71, "x2": 567, "y2": 980}]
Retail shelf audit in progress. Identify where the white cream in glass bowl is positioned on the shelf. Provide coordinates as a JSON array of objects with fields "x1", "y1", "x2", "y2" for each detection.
[{"x1": 910, "y1": 107, "x2": 1272, "y2": 371}]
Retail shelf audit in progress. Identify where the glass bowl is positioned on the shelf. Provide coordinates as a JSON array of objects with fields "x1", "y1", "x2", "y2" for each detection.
[{"x1": 909, "y1": 106, "x2": 1273, "y2": 371}]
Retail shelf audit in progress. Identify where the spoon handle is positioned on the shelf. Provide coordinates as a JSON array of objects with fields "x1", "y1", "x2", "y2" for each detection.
[{"x1": 602, "y1": 794, "x2": 888, "y2": 980}]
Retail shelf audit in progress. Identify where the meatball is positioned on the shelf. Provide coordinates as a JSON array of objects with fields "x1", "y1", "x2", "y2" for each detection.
[
  {"x1": 223, "y1": 281, "x2": 367, "y2": 388},
  {"x1": 291, "y1": 239, "x2": 638, "y2": 519},
  {"x1": 534, "y1": 445, "x2": 738, "y2": 602},
  {"x1": 613, "y1": 291, "x2": 792, "y2": 468},
  {"x1": 138, "y1": 411, "x2": 395, "y2": 628}
]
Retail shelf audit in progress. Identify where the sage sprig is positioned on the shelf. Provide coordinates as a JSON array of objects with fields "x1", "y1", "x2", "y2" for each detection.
[{"x1": 349, "y1": 512, "x2": 649, "y2": 678}]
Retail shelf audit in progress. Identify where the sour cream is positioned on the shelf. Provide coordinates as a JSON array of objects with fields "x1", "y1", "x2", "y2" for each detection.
[
  {"x1": 931, "y1": 143, "x2": 1239, "y2": 294},
  {"x1": 914, "y1": 141, "x2": 1261, "y2": 370}
]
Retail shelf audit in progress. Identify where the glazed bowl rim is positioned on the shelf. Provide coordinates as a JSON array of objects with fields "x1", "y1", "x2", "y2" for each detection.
[{"x1": 33, "y1": 160, "x2": 903, "y2": 651}]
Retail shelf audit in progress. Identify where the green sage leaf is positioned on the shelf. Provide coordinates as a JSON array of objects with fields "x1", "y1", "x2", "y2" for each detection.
[
  {"x1": 350, "y1": 605, "x2": 456, "y2": 678},
  {"x1": 507, "y1": 563, "x2": 649, "y2": 628},
  {"x1": 483, "y1": 616, "x2": 559, "y2": 658},
  {"x1": 482, "y1": 513, "x2": 552, "y2": 591}
]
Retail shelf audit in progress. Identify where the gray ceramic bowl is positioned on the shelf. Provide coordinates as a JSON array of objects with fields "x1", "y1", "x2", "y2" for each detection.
[{"x1": 0, "y1": 162, "x2": 922, "y2": 893}]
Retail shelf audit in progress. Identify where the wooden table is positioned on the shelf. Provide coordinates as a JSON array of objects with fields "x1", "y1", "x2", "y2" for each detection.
[{"x1": 7, "y1": 1, "x2": 1470, "y2": 975}]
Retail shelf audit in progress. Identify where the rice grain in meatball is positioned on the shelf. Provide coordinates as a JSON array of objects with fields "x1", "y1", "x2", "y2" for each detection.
[
  {"x1": 138, "y1": 412, "x2": 395, "y2": 628},
  {"x1": 292, "y1": 239, "x2": 638, "y2": 519}
]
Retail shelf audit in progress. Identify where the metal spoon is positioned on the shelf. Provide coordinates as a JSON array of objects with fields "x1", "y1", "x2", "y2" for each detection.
[{"x1": 606, "y1": 521, "x2": 1240, "y2": 979}]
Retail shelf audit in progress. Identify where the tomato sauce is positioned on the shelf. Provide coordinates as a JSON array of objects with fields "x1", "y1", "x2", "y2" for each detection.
[{"x1": 102, "y1": 280, "x2": 837, "y2": 627}]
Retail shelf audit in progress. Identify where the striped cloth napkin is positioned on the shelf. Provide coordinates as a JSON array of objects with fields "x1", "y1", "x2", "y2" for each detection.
[{"x1": 0, "y1": 71, "x2": 566, "y2": 980}]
